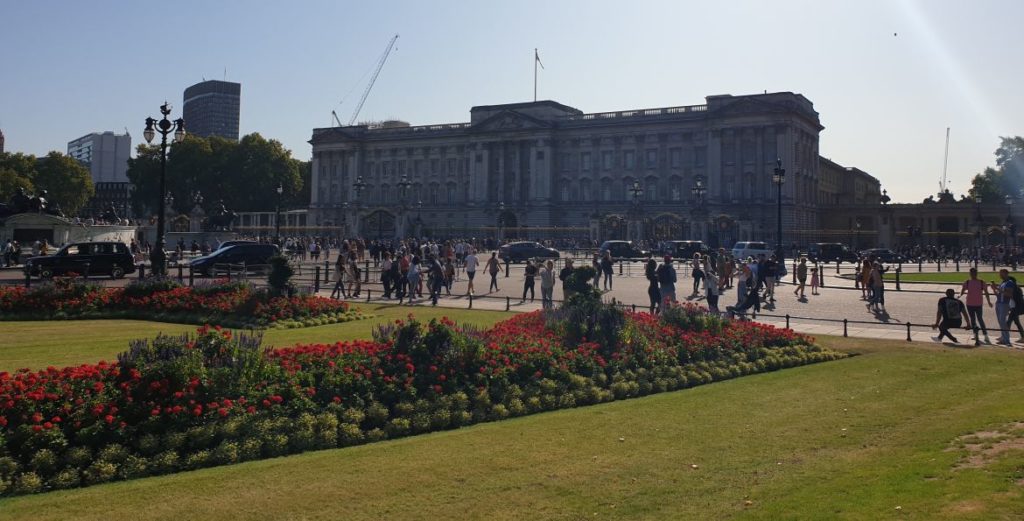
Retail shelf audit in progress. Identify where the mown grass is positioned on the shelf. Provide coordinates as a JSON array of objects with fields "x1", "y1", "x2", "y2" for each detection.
[
  {"x1": 0, "y1": 304, "x2": 513, "y2": 373},
  {"x1": 882, "y1": 271, "x2": 1022, "y2": 284},
  {"x1": 2, "y1": 334, "x2": 1024, "y2": 520}
]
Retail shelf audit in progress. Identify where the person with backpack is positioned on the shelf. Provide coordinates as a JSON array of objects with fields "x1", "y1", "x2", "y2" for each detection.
[
  {"x1": 932, "y1": 288, "x2": 971, "y2": 343},
  {"x1": 656, "y1": 256, "x2": 677, "y2": 305},
  {"x1": 992, "y1": 269, "x2": 1023, "y2": 346}
]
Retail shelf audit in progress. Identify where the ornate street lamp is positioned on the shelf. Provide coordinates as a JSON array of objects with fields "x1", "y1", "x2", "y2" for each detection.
[
  {"x1": 497, "y1": 201, "x2": 506, "y2": 241},
  {"x1": 397, "y1": 174, "x2": 412, "y2": 238},
  {"x1": 880, "y1": 188, "x2": 891, "y2": 205},
  {"x1": 691, "y1": 179, "x2": 706, "y2": 204},
  {"x1": 143, "y1": 103, "x2": 185, "y2": 276},
  {"x1": 629, "y1": 180, "x2": 644, "y2": 206},
  {"x1": 974, "y1": 194, "x2": 983, "y2": 267},
  {"x1": 275, "y1": 184, "x2": 284, "y2": 244},
  {"x1": 772, "y1": 159, "x2": 786, "y2": 263}
]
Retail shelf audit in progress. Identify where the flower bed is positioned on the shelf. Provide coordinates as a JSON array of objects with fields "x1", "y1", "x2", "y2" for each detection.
[
  {"x1": 0, "y1": 278, "x2": 362, "y2": 329},
  {"x1": 0, "y1": 303, "x2": 845, "y2": 496}
]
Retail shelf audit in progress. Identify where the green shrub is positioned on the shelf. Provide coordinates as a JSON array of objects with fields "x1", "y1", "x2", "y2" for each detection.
[
  {"x1": 49, "y1": 468, "x2": 81, "y2": 490},
  {"x1": 0, "y1": 456, "x2": 19, "y2": 479},
  {"x1": 212, "y1": 441, "x2": 240, "y2": 465},
  {"x1": 183, "y1": 450, "x2": 211, "y2": 470},
  {"x1": 149, "y1": 450, "x2": 180, "y2": 475},
  {"x1": 430, "y1": 408, "x2": 452, "y2": 429},
  {"x1": 411, "y1": 413, "x2": 432, "y2": 434},
  {"x1": 339, "y1": 423, "x2": 364, "y2": 446},
  {"x1": 263, "y1": 434, "x2": 290, "y2": 457},
  {"x1": 341, "y1": 407, "x2": 366, "y2": 426},
  {"x1": 13, "y1": 472, "x2": 43, "y2": 494},
  {"x1": 29, "y1": 449, "x2": 59, "y2": 477},
  {"x1": 267, "y1": 255, "x2": 295, "y2": 297},
  {"x1": 163, "y1": 432, "x2": 187, "y2": 452},
  {"x1": 366, "y1": 428, "x2": 387, "y2": 442},
  {"x1": 365, "y1": 402, "x2": 390, "y2": 427},
  {"x1": 98, "y1": 443, "x2": 130, "y2": 465},
  {"x1": 84, "y1": 460, "x2": 118, "y2": 485},
  {"x1": 137, "y1": 434, "x2": 161, "y2": 455},
  {"x1": 385, "y1": 418, "x2": 411, "y2": 438},
  {"x1": 63, "y1": 446, "x2": 92, "y2": 469},
  {"x1": 119, "y1": 456, "x2": 149, "y2": 480}
]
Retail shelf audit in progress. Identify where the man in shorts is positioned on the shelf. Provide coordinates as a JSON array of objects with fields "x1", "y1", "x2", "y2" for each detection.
[
  {"x1": 932, "y1": 288, "x2": 971, "y2": 344},
  {"x1": 464, "y1": 248, "x2": 479, "y2": 295}
]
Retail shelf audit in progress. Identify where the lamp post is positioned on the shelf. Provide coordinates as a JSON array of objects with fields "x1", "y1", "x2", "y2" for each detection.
[
  {"x1": 772, "y1": 159, "x2": 786, "y2": 264},
  {"x1": 854, "y1": 221, "x2": 862, "y2": 251},
  {"x1": 974, "y1": 194, "x2": 983, "y2": 267},
  {"x1": 143, "y1": 103, "x2": 185, "y2": 277},
  {"x1": 274, "y1": 184, "x2": 284, "y2": 244},
  {"x1": 352, "y1": 175, "x2": 366, "y2": 238},
  {"x1": 691, "y1": 179, "x2": 706, "y2": 242},
  {"x1": 397, "y1": 174, "x2": 412, "y2": 238},
  {"x1": 497, "y1": 201, "x2": 506, "y2": 242}
]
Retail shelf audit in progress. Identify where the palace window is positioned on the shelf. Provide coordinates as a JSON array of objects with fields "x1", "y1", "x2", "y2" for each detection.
[
  {"x1": 645, "y1": 149, "x2": 658, "y2": 168},
  {"x1": 581, "y1": 152, "x2": 592, "y2": 171},
  {"x1": 623, "y1": 150, "x2": 636, "y2": 169},
  {"x1": 602, "y1": 151, "x2": 614, "y2": 170},
  {"x1": 670, "y1": 148, "x2": 682, "y2": 168}
]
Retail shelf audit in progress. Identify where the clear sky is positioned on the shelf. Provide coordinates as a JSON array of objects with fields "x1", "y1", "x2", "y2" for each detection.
[{"x1": 1, "y1": 0, "x2": 1021, "y2": 203}]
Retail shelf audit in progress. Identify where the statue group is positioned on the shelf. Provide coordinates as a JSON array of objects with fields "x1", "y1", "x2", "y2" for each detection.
[{"x1": 0, "y1": 188, "x2": 64, "y2": 218}]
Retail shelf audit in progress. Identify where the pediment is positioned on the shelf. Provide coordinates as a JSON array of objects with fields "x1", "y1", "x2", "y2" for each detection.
[{"x1": 471, "y1": 110, "x2": 552, "y2": 133}]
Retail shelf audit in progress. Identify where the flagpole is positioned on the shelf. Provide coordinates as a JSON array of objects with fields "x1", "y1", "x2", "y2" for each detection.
[{"x1": 533, "y1": 48, "x2": 538, "y2": 102}]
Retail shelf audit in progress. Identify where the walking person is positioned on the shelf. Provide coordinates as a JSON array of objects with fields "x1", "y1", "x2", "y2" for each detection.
[
  {"x1": 645, "y1": 254, "x2": 661, "y2": 314},
  {"x1": 592, "y1": 253, "x2": 602, "y2": 289},
  {"x1": 486, "y1": 252, "x2": 502, "y2": 292},
  {"x1": 992, "y1": 269, "x2": 1017, "y2": 346},
  {"x1": 691, "y1": 253, "x2": 704, "y2": 297},
  {"x1": 600, "y1": 251, "x2": 614, "y2": 290},
  {"x1": 540, "y1": 260, "x2": 556, "y2": 310},
  {"x1": 427, "y1": 255, "x2": 444, "y2": 306},
  {"x1": 656, "y1": 256, "x2": 677, "y2": 306},
  {"x1": 763, "y1": 255, "x2": 777, "y2": 303},
  {"x1": 522, "y1": 259, "x2": 538, "y2": 303},
  {"x1": 406, "y1": 255, "x2": 421, "y2": 305},
  {"x1": 810, "y1": 266, "x2": 820, "y2": 295},
  {"x1": 464, "y1": 249, "x2": 479, "y2": 295},
  {"x1": 959, "y1": 267, "x2": 993, "y2": 345},
  {"x1": 330, "y1": 254, "x2": 346, "y2": 299},
  {"x1": 868, "y1": 262, "x2": 886, "y2": 312},
  {"x1": 794, "y1": 257, "x2": 808, "y2": 299},
  {"x1": 704, "y1": 260, "x2": 720, "y2": 314},
  {"x1": 381, "y1": 252, "x2": 393, "y2": 299},
  {"x1": 932, "y1": 289, "x2": 971, "y2": 343},
  {"x1": 443, "y1": 258, "x2": 456, "y2": 296}
]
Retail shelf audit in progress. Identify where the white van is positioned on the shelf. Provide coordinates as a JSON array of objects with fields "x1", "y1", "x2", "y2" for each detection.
[{"x1": 731, "y1": 241, "x2": 773, "y2": 261}]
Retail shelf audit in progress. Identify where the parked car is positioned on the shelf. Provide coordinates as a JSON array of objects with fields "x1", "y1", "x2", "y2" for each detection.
[
  {"x1": 190, "y1": 243, "x2": 280, "y2": 276},
  {"x1": 807, "y1": 243, "x2": 859, "y2": 264},
  {"x1": 860, "y1": 248, "x2": 904, "y2": 264},
  {"x1": 598, "y1": 240, "x2": 649, "y2": 261},
  {"x1": 497, "y1": 241, "x2": 560, "y2": 263},
  {"x1": 24, "y1": 241, "x2": 136, "y2": 279},
  {"x1": 661, "y1": 240, "x2": 710, "y2": 259},
  {"x1": 731, "y1": 241, "x2": 773, "y2": 261}
]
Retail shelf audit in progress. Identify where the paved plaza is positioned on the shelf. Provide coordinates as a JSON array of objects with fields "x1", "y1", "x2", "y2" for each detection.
[{"x1": 3, "y1": 256, "x2": 1021, "y2": 346}]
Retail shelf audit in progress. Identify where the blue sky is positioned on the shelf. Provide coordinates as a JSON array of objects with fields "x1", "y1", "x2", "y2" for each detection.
[{"x1": 1, "y1": 0, "x2": 1021, "y2": 203}]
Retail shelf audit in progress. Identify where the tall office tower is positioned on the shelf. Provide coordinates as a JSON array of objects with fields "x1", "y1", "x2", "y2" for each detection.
[
  {"x1": 67, "y1": 131, "x2": 133, "y2": 217},
  {"x1": 182, "y1": 80, "x2": 241, "y2": 140}
]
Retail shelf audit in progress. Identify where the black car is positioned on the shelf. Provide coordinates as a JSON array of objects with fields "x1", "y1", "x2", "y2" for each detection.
[
  {"x1": 860, "y1": 248, "x2": 904, "y2": 264},
  {"x1": 190, "y1": 244, "x2": 280, "y2": 276},
  {"x1": 24, "y1": 241, "x2": 136, "y2": 279},
  {"x1": 807, "y1": 243, "x2": 859, "y2": 264},
  {"x1": 497, "y1": 241, "x2": 560, "y2": 263},
  {"x1": 598, "y1": 240, "x2": 649, "y2": 261},
  {"x1": 661, "y1": 240, "x2": 709, "y2": 259}
]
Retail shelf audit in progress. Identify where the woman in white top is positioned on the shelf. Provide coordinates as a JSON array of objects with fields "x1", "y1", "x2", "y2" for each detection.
[{"x1": 464, "y1": 249, "x2": 479, "y2": 295}]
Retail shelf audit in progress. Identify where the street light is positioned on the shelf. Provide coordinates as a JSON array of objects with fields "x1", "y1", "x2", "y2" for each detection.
[
  {"x1": 854, "y1": 221, "x2": 862, "y2": 251},
  {"x1": 772, "y1": 159, "x2": 786, "y2": 264},
  {"x1": 629, "y1": 180, "x2": 644, "y2": 205},
  {"x1": 691, "y1": 179, "x2": 707, "y2": 243},
  {"x1": 275, "y1": 184, "x2": 284, "y2": 244},
  {"x1": 497, "y1": 201, "x2": 506, "y2": 242},
  {"x1": 397, "y1": 174, "x2": 412, "y2": 238},
  {"x1": 143, "y1": 102, "x2": 185, "y2": 276},
  {"x1": 974, "y1": 194, "x2": 983, "y2": 267}
]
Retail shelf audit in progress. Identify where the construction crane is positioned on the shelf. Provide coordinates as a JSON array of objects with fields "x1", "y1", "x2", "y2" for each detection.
[
  {"x1": 331, "y1": 110, "x2": 343, "y2": 127},
  {"x1": 347, "y1": 34, "x2": 399, "y2": 126}
]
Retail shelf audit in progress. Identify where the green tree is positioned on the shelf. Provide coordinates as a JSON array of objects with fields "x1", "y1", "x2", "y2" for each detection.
[
  {"x1": 34, "y1": 152, "x2": 94, "y2": 216},
  {"x1": 969, "y1": 136, "x2": 1024, "y2": 200}
]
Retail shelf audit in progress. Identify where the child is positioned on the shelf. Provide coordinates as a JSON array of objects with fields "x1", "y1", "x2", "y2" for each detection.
[{"x1": 810, "y1": 267, "x2": 820, "y2": 295}]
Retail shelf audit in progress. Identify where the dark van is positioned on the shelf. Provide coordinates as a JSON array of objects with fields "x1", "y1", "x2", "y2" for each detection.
[
  {"x1": 190, "y1": 243, "x2": 280, "y2": 276},
  {"x1": 807, "y1": 243, "x2": 858, "y2": 264}
]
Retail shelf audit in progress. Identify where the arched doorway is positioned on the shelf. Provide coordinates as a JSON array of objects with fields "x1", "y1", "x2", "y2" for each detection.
[
  {"x1": 649, "y1": 213, "x2": 685, "y2": 241},
  {"x1": 602, "y1": 215, "x2": 627, "y2": 240},
  {"x1": 361, "y1": 210, "x2": 396, "y2": 239},
  {"x1": 714, "y1": 216, "x2": 737, "y2": 248}
]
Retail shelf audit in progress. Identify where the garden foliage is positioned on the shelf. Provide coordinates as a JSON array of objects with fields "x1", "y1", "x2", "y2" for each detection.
[
  {"x1": 0, "y1": 277, "x2": 358, "y2": 329},
  {"x1": 0, "y1": 299, "x2": 844, "y2": 496}
]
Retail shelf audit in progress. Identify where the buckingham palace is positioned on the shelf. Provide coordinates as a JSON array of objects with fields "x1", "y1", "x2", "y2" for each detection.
[{"x1": 308, "y1": 91, "x2": 831, "y2": 246}]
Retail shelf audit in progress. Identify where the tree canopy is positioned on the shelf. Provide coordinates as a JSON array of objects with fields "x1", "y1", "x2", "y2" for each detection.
[
  {"x1": 0, "y1": 151, "x2": 94, "y2": 215},
  {"x1": 968, "y1": 136, "x2": 1024, "y2": 201},
  {"x1": 127, "y1": 133, "x2": 308, "y2": 217}
]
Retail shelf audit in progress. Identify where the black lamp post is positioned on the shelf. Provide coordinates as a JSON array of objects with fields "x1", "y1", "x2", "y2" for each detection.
[
  {"x1": 397, "y1": 174, "x2": 412, "y2": 238},
  {"x1": 275, "y1": 184, "x2": 283, "y2": 244},
  {"x1": 691, "y1": 179, "x2": 706, "y2": 242},
  {"x1": 352, "y1": 175, "x2": 366, "y2": 238},
  {"x1": 974, "y1": 194, "x2": 983, "y2": 266},
  {"x1": 772, "y1": 159, "x2": 786, "y2": 263},
  {"x1": 629, "y1": 180, "x2": 644, "y2": 206},
  {"x1": 143, "y1": 103, "x2": 185, "y2": 276},
  {"x1": 1007, "y1": 194, "x2": 1016, "y2": 251},
  {"x1": 497, "y1": 201, "x2": 506, "y2": 241},
  {"x1": 854, "y1": 221, "x2": 862, "y2": 251}
]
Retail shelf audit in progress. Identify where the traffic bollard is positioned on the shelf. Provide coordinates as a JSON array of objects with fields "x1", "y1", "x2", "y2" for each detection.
[
  {"x1": 785, "y1": 314, "x2": 790, "y2": 329},
  {"x1": 314, "y1": 266, "x2": 321, "y2": 293},
  {"x1": 24, "y1": 271, "x2": 30, "y2": 288},
  {"x1": 364, "y1": 260, "x2": 370, "y2": 283},
  {"x1": 843, "y1": 319, "x2": 848, "y2": 337},
  {"x1": 188, "y1": 267, "x2": 194, "y2": 287},
  {"x1": 177, "y1": 263, "x2": 184, "y2": 283},
  {"x1": 138, "y1": 264, "x2": 145, "y2": 279},
  {"x1": 895, "y1": 267, "x2": 901, "y2": 291},
  {"x1": 506, "y1": 296, "x2": 510, "y2": 311},
  {"x1": 469, "y1": 293, "x2": 473, "y2": 309},
  {"x1": 906, "y1": 322, "x2": 912, "y2": 342}
]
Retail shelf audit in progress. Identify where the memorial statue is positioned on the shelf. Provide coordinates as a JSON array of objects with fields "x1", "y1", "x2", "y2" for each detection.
[{"x1": 205, "y1": 200, "x2": 237, "y2": 230}]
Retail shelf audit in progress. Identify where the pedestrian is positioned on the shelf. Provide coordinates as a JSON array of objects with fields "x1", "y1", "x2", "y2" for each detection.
[
  {"x1": 645, "y1": 255, "x2": 661, "y2": 314},
  {"x1": 691, "y1": 253, "x2": 704, "y2": 297},
  {"x1": 868, "y1": 262, "x2": 885, "y2": 312},
  {"x1": 381, "y1": 252, "x2": 393, "y2": 298},
  {"x1": 464, "y1": 249, "x2": 479, "y2": 295},
  {"x1": 859, "y1": 259, "x2": 872, "y2": 300},
  {"x1": 559, "y1": 259, "x2": 575, "y2": 299},
  {"x1": 406, "y1": 255, "x2": 421, "y2": 305},
  {"x1": 486, "y1": 252, "x2": 502, "y2": 292},
  {"x1": 704, "y1": 260, "x2": 720, "y2": 313},
  {"x1": 427, "y1": 256, "x2": 444, "y2": 306},
  {"x1": 330, "y1": 253, "x2": 346, "y2": 299},
  {"x1": 810, "y1": 266, "x2": 820, "y2": 295},
  {"x1": 992, "y1": 269, "x2": 1017, "y2": 346},
  {"x1": 932, "y1": 288, "x2": 971, "y2": 343},
  {"x1": 794, "y1": 257, "x2": 808, "y2": 299},
  {"x1": 600, "y1": 251, "x2": 614, "y2": 290},
  {"x1": 656, "y1": 256, "x2": 677, "y2": 306},
  {"x1": 592, "y1": 253, "x2": 602, "y2": 289},
  {"x1": 522, "y1": 259, "x2": 537, "y2": 303},
  {"x1": 959, "y1": 267, "x2": 992, "y2": 345},
  {"x1": 443, "y1": 258, "x2": 456, "y2": 295},
  {"x1": 540, "y1": 259, "x2": 556, "y2": 310},
  {"x1": 763, "y1": 255, "x2": 777, "y2": 303}
]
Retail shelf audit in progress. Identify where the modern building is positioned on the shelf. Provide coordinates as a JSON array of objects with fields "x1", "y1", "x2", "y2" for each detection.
[
  {"x1": 309, "y1": 92, "x2": 825, "y2": 246},
  {"x1": 67, "y1": 131, "x2": 133, "y2": 218},
  {"x1": 182, "y1": 80, "x2": 241, "y2": 140}
]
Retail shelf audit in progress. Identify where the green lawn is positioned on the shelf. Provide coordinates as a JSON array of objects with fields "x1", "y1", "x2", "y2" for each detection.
[
  {"x1": 0, "y1": 304, "x2": 513, "y2": 373},
  {"x1": 2, "y1": 332, "x2": 1024, "y2": 519},
  {"x1": 882, "y1": 271, "x2": 1023, "y2": 284}
]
